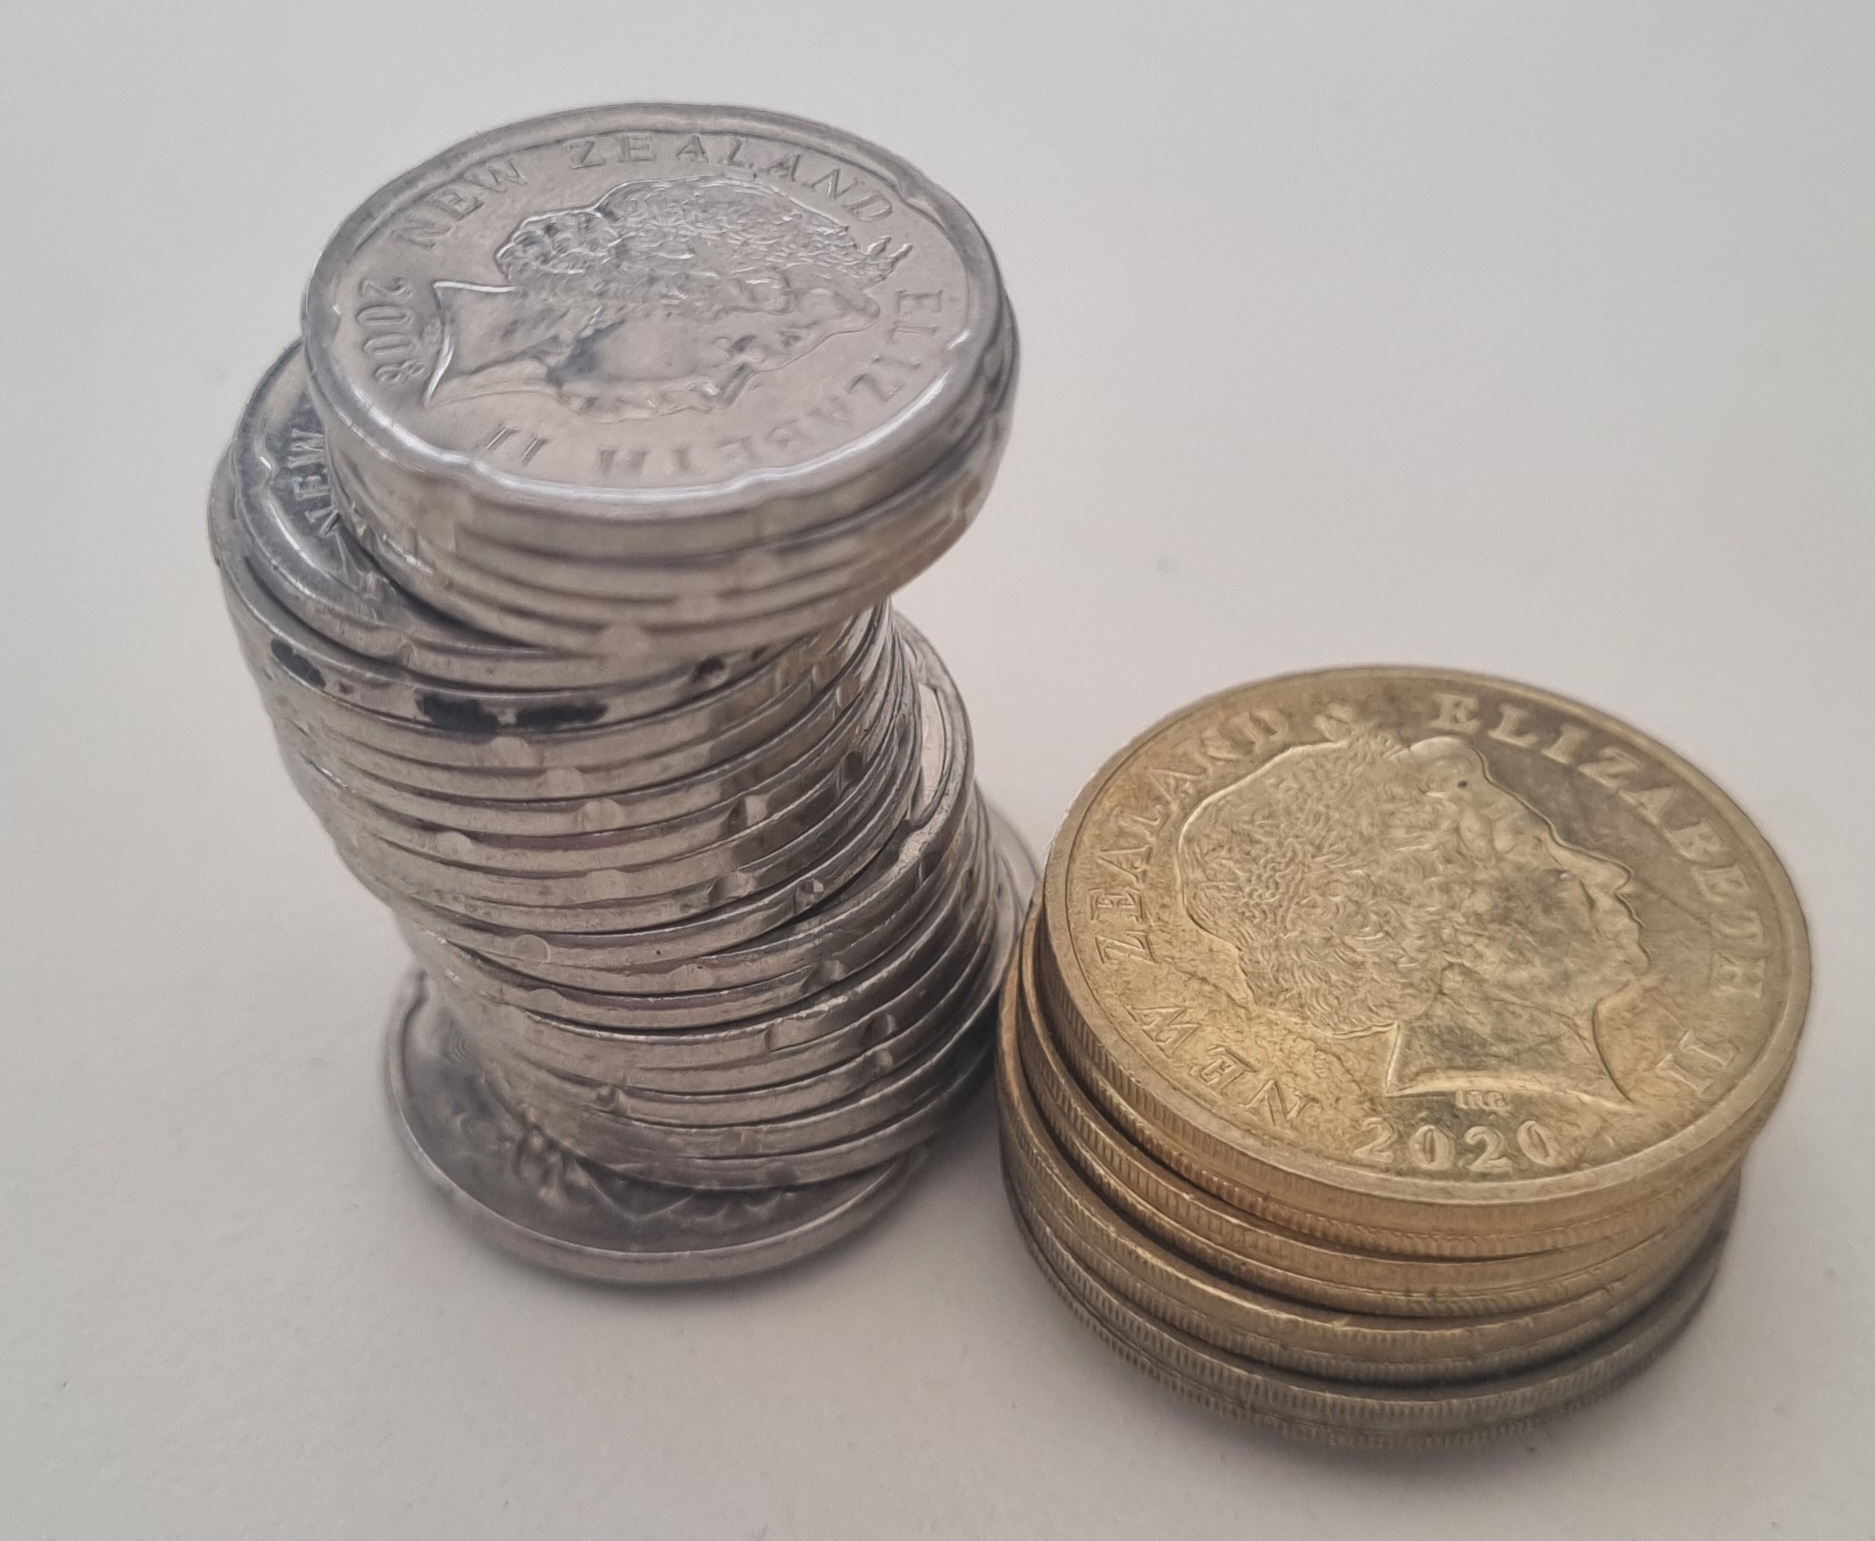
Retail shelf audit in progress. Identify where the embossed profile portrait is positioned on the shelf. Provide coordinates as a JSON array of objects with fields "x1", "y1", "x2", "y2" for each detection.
[
  {"x1": 427, "y1": 175, "x2": 905, "y2": 420},
  {"x1": 1176, "y1": 717, "x2": 1648, "y2": 1107}
]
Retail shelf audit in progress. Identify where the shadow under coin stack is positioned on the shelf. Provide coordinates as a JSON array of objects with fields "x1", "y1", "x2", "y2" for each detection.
[
  {"x1": 210, "y1": 104, "x2": 1032, "y2": 1281},
  {"x1": 1003, "y1": 667, "x2": 1809, "y2": 1446}
]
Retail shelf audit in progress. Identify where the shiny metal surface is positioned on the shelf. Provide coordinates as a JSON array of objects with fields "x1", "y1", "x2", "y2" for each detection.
[{"x1": 211, "y1": 103, "x2": 1021, "y2": 1281}]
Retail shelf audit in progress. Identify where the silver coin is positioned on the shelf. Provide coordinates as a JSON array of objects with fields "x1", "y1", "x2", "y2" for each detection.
[
  {"x1": 224, "y1": 103, "x2": 1024, "y2": 1288},
  {"x1": 212, "y1": 459, "x2": 756, "y2": 730},
  {"x1": 398, "y1": 802, "x2": 991, "y2": 1031},
  {"x1": 280, "y1": 648, "x2": 899, "y2": 874},
  {"x1": 254, "y1": 602, "x2": 875, "y2": 783},
  {"x1": 433, "y1": 837, "x2": 997, "y2": 1088},
  {"x1": 304, "y1": 104, "x2": 1004, "y2": 557},
  {"x1": 337, "y1": 408, "x2": 1002, "y2": 660},
  {"x1": 386, "y1": 971, "x2": 922, "y2": 1282},
  {"x1": 463, "y1": 839, "x2": 1019, "y2": 1187},
  {"x1": 277, "y1": 610, "x2": 901, "y2": 843},
  {"x1": 338, "y1": 706, "x2": 919, "y2": 936},
  {"x1": 240, "y1": 612, "x2": 866, "y2": 801},
  {"x1": 451, "y1": 914, "x2": 988, "y2": 1102},
  {"x1": 339, "y1": 324, "x2": 1012, "y2": 611},
  {"x1": 230, "y1": 344, "x2": 618, "y2": 689},
  {"x1": 439, "y1": 622, "x2": 975, "y2": 991},
  {"x1": 483, "y1": 896, "x2": 999, "y2": 1126},
  {"x1": 528, "y1": 979, "x2": 996, "y2": 1190},
  {"x1": 313, "y1": 691, "x2": 901, "y2": 894},
  {"x1": 264, "y1": 609, "x2": 891, "y2": 803},
  {"x1": 355, "y1": 315, "x2": 1015, "y2": 620},
  {"x1": 269, "y1": 623, "x2": 901, "y2": 839},
  {"x1": 285, "y1": 645, "x2": 905, "y2": 888},
  {"x1": 253, "y1": 602, "x2": 872, "y2": 777},
  {"x1": 341, "y1": 436, "x2": 976, "y2": 650},
  {"x1": 325, "y1": 704, "x2": 917, "y2": 915},
  {"x1": 423, "y1": 315, "x2": 1013, "y2": 604},
  {"x1": 390, "y1": 718, "x2": 919, "y2": 959}
]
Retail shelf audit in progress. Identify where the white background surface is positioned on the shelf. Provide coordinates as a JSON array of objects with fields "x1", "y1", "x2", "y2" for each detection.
[{"x1": 3, "y1": 3, "x2": 1871, "y2": 1536}]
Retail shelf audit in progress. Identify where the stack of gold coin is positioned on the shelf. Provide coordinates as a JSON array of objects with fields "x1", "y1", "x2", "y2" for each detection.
[{"x1": 1000, "y1": 666, "x2": 1809, "y2": 1447}]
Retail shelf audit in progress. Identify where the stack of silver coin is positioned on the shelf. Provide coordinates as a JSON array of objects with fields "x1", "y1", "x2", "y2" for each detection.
[{"x1": 209, "y1": 104, "x2": 1029, "y2": 1281}]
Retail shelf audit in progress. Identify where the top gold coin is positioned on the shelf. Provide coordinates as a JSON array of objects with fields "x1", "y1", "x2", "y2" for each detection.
[{"x1": 1040, "y1": 667, "x2": 1808, "y2": 1245}]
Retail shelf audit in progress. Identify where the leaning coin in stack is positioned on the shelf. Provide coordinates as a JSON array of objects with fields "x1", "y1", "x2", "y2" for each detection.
[
  {"x1": 1002, "y1": 666, "x2": 1808, "y2": 1446},
  {"x1": 210, "y1": 103, "x2": 1033, "y2": 1282}
]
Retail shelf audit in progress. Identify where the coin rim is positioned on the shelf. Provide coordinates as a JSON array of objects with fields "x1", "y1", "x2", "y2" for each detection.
[
  {"x1": 1042, "y1": 664, "x2": 1811, "y2": 1216},
  {"x1": 385, "y1": 970, "x2": 923, "y2": 1283},
  {"x1": 304, "y1": 102, "x2": 1002, "y2": 527}
]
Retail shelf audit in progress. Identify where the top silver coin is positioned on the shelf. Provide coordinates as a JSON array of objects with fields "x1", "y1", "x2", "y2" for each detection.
[{"x1": 304, "y1": 104, "x2": 1003, "y2": 545}]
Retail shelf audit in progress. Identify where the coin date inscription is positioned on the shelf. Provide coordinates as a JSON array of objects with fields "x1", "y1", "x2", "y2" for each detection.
[{"x1": 1053, "y1": 668, "x2": 1806, "y2": 1188}]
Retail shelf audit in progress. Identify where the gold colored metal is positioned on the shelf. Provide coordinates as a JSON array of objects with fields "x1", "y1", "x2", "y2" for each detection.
[
  {"x1": 1006, "y1": 1168, "x2": 1734, "y2": 1450},
  {"x1": 1001, "y1": 967, "x2": 1728, "y2": 1384},
  {"x1": 1012, "y1": 906, "x2": 1740, "y2": 1318},
  {"x1": 1041, "y1": 927, "x2": 1766, "y2": 1258},
  {"x1": 1039, "y1": 667, "x2": 1808, "y2": 1255}
]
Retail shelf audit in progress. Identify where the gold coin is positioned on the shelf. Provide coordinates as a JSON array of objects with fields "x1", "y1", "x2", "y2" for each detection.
[
  {"x1": 999, "y1": 975, "x2": 1725, "y2": 1383},
  {"x1": 1039, "y1": 666, "x2": 1808, "y2": 1253},
  {"x1": 1040, "y1": 922, "x2": 1765, "y2": 1259},
  {"x1": 1007, "y1": 1173, "x2": 1734, "y2": 1450},
  {"x1": 1012, "y1": 906, "x2": 1740, "y2": 1317}
]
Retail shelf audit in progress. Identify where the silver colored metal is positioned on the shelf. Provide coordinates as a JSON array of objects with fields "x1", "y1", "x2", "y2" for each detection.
[
  {"x1": 336, "y1": 416, "x2": 1005, "y2": 660},
  {"x1": 305, "y1": 105, "x2": 1004, "y2": 548},
  {"x1": 252, "y1": 607, "x2": 870, "y2": 775},
  {"x1": 280, "y1": 656, "x2": 899, "y2": 872},
  {"x1": 216, "y1": 102, "x2": 1021, "y2": 1282},
  {"x1": 312, "y1": 706, "x2": 909, "y2": 904},
  {"x1": 341, "y1": 711, "x2": 920, "y2": 938},
  {"x1": 387, "y1": 972, "x2": 923, "y2": 1282},
  {"x1": 434, "y1": 847, "x2": 997, "y2": 1089},
  {"x1": 326, "y1": 716, "x2": 916, "y2": 919},
  {"x1": 264, "y1": 611, "x2": 900, "y2": 832},
  {"x1": 457, "y1": 810, "x2": 1035, "y2": 1187},
  {"x1": 329, "y1": 314, "x2": 1015, "y2": 654},
  {"x1": 488, "y1": 910, "x2": 999, "y2": 1129},
  {"x1": 231, "y1": 346, "x2": 615, "y2": 689},
  {"x1": 212, "y1": 457, "x2": 753, "y2": 729},
  {"x1": 428, "y1": 624, "x2": 977, "y2": 990},
  {"x1": 258, "y1": 609, "x2": 883, "y2": 799},
  {"x1": 420, "y1": 326, "x2": 1013, "y2": 604},
  {"x1": 390, "y1": 749, "x2": 918, "y2": 962},
  {"x1": 513, "y1": 1013, "x2": 991, "y2": 1190},
  {"x1": 398, "y1": 804, "x2": 991, "y2": 1030}
]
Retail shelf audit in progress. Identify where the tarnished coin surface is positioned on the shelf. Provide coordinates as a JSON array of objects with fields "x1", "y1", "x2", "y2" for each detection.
[
  {"x1": 304, "y1": 103, "x2": 1003, "y2": 550},
  {"x1": 1041, "y1": 666, "x2": 1809, "y2": 1251}
]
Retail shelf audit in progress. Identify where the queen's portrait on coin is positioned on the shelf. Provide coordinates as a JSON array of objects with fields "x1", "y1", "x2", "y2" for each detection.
[
  {"x1": 425, "y1": 175, "x2": 904, "y2": 420},
  {"x1": 1177, "y1": 717, "x2": 1648, "y2": 1108}
]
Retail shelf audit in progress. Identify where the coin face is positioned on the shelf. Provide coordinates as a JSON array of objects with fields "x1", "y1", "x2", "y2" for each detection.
[
  {"x1": 305, "y1": 104, "x2": 998, "y2": 520},
  {"x1": 1044, "y1": 667, "x2": 1809, "y2": 1215}
]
